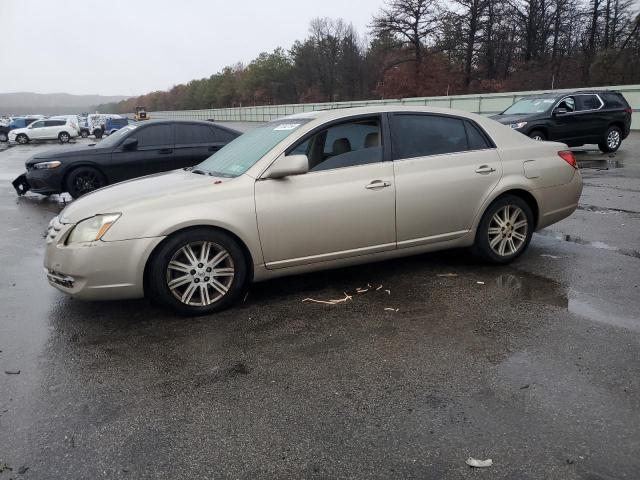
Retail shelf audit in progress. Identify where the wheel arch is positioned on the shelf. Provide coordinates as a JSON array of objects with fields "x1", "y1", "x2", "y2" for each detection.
[
  {"x1": 477, "y1": 188, "x2": 540, "y2": 233},
  {"x1": 527, "y1": 126, "x2": 548, "y2": 139},
  {"x1": 142, "y1": 224, "x2": 255, "y2": 296}
]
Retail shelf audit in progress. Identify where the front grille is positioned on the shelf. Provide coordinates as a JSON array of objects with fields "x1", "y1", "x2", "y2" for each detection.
[{"x1": 46, "y1": 269, "x2": 75, "y2": 288}]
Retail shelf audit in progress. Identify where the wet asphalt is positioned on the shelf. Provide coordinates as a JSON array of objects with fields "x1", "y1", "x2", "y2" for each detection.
[{"x1": 0, "y1": 132, "x2": 639, "y2": 479}]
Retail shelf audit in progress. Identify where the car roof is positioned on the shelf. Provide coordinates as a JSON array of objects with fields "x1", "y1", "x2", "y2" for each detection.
[
  {"x1": 139, "y1": 119, "x2": 241, "y2": 134},
  {"x1": 279, "y1": 105, "x2": 490, "y2": 122}
]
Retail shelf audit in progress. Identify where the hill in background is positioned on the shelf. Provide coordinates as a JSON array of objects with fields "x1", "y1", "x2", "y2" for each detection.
[{"x1": 0, "y1": 92, "x2": 129, "y2": 115}]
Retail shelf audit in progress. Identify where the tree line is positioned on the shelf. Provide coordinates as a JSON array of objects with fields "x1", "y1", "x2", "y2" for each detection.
[{"x1": 97, "y1": 0, "x2": 640, "y2": 113}]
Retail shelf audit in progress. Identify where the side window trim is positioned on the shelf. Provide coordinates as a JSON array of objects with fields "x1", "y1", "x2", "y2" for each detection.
[{"x1": 463, "y1": 119, "x2": 496, "y2": 151}]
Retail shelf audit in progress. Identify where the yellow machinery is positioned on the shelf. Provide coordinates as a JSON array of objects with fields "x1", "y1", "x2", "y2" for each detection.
[{"x1": 134, "y1": 106, "x2": 149, "y2": 121}]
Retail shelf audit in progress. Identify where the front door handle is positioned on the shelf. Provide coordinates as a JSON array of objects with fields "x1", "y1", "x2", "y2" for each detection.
[
  {"x1": 475, "y1": 165, "x2": 496, "y2": 174},
  {"x1": 158, "y1": 148, "x2": 173, "y2": 154},
  {"x1": 365, "y1": 180, "x2": 392, "y2": 190}
]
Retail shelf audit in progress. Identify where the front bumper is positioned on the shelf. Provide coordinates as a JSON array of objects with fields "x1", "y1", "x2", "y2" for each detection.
[
  {"x1": 44, "y1": 221, "x2": 165, "y2": 300},
  {"x1": 14, "y1": 167, "x2": 65, "y2": 195}
]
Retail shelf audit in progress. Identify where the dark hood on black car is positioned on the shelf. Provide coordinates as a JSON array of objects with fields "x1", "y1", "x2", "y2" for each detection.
[
  {"x1": 26, "y1": 144, "x2": 106, "y2": 165},
  {"x1": 490, "y1": 112, "x2": 545, "y2": 125}
]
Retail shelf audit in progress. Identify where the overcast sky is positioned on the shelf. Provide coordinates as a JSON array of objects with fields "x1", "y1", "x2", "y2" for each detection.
[{"x1": 1, "y1": 0, "x2": 383, "y2": 97}]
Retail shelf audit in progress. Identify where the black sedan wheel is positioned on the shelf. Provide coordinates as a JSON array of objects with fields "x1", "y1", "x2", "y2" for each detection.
[
  {"x1": 528, "y1": 130, "x2": 546, "y2": 141},
  {"x1": 0, "y1": 132, "x2": 7, "y2": 142},
  {"x1": 65, "y1": 167, "x2": 106, "y2": 198}
]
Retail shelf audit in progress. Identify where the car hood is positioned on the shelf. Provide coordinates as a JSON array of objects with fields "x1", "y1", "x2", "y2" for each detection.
[
  {"x1": 59, "y1": 169, "x2": 233, "y2": 224},
  {"x1": 27, "y1": 144, "x2": 107, "y2": 164},
  {"x1": 490, "y1": 113, "x2": 542, "y2": 125}
]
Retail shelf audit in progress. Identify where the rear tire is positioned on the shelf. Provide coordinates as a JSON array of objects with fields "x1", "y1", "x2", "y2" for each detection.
[
  {"x1": 16, "y1": 134, "x2": 29, "y2": 144},
  {"x1": 528, "y1": 130, "x2": 546, "y2": 141},
  {"x1": 0, "y1": 132, "x2": 7, "y2": 142},
  {"x1": 58, "y1": 131, "x2": 70, "y2": 143},
  {"x1": 65, "y1": 166, "x2": 106, "y2": 198},
  {"x1": 81, "y1": 130, "x2": 89, "y2": 138},
  {"x1": 147, "y1": 229, "x2": 248, "y2": 316},
  {"x1": 598, "y1": 126, "x2": 622, "y2": 153},
  {"x1": 473, "y1": 195, "x2": 534, "y2": 264}
]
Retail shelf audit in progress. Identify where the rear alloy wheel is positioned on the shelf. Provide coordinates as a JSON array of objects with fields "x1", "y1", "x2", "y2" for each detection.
[
  {"x1": 65, "y1": 166, "x2": 106, "y2": 198},
  {"x1": 148, "y1": 229, "x2": 248, "y2": 315},
  {"x1": 0, "y1": 132, "x2": 7, "y2": 142},
  {"x1": 58, "y1": 131, "x2": 70, "y2": 143},
  {"x1": 528, "y1": 130, "x2": 546, "y2": 141},
  {"x1": 16, "y1": 134, "x2": 29, "y2": 145},
  {"x1": 474, "y1": 195, "x2": 534, "y2": 264},
  {"x1": 599, "y1": 126, "x2": 622, "y2": 153}
]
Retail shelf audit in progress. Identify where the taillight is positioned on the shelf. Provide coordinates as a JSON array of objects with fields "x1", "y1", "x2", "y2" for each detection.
[{"x1": 558, "y1": 150, "x2": 577, "y2": 169}]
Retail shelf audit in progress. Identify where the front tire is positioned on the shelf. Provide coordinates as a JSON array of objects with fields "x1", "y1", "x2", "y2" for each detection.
[
  {"x1": 528, "y1": 130, "x2": 546, "y2": 141},
  {"x1": 58, "y1": 131, "x2": 70, "y2": 143},
  {"x1": 599, "y1": 126, "x2": 622, "y2": 153},
  {"x1": 94, "y1": 129, "x2": 103, "y2": 139},
  {"x1": 65, "y1": 166, "x2": 106, "y2": 198},
  {"x1": 16, "y1": 134, "x2": 29, "y2": 144},
  {"x1": 473, "y1": 195, "x2": 534, "y2": 264},
  {"x1": 147, "y1": 229, "x2": 248, "y2": 316}
]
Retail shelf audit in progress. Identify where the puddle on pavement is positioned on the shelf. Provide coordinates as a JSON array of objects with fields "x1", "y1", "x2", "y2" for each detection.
[
  {"x1": 535, "y1": 230, "x2": 640, "y2": 259},
  {"x1": 577, "y1": 158, "x2": 624, "y2": 170}
]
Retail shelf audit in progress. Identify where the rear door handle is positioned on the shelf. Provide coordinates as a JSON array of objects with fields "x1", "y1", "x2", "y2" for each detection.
[
  {"x1": 365, "y1": 180, "x2": 392, "y2": 190},
  {"x1": 475, "y1": 165, "x2": 496, "y2": 174}
]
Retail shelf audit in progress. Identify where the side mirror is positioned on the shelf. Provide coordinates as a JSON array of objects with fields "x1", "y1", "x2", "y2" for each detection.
[
  {"x1": 263, "y1": 154, "x2": 309, "y2": 179},
  {"x1": 122, "y1": 137, "x2": 138, "y2": 150},
  {"x1": 554, "y1": 108, "x2": 568, "y2": 116}
]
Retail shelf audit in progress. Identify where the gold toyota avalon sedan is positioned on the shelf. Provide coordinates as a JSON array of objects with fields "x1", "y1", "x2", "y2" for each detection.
[{"x1": 44, "y1": 106, "x2": 582, "y2": 315}]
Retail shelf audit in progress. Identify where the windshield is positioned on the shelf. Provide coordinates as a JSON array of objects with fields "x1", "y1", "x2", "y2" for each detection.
[
  {"x1": 502, "y1": 98, "x2": 556, "y2": 115},
  {"x1": 196, "y1": 119, "x2": 311, "y2": 177},
  {"x1": 98, "y1": 124, "x2": 137, "y2": 148}
]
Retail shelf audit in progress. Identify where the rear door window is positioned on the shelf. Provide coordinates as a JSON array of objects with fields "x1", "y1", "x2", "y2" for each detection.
[
  {"x1": 391, "y1": 114, "x2": 469, "y2": 160},
  {"x1": 577, "y1": 95, "x2": 603, "y2": 111},
  {"x1": 213, "y1": 127, "x2": 238, "y2": 142},
  {"x1": 136, "y1": 124, "x2": 173, "y2": 147},
  {"x1": 174, "y1": 124, "x2": 216, "y2": 145},
  {"x1": 45, "y1": 120, "x2": 65, "y2": 127}
]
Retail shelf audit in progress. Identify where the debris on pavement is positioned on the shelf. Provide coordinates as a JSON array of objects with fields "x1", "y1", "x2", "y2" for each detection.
[
  {"x1": 0, "y1": 462, "x2": 12, "y2": 473},
  {"x1": 384, "y1": 308, "x2": 399, "y2": 312},
  {"x1": 384, "y1": 289, "x2": 391, "y2": 295},
  {"x1": 466, "y1": 457, "x2": 493, "y2": 468},
  {"x1": 376, "y1": 285, "x2": 383, "y2": 291},
  {"x1": 541, "y1": 254, "x2": 568, "y2": 259},
  {"x1": 520, "y1": 384, "x2": 530, "y2": 389},
  {"x1": 437, "y1": 273, "x2": 458, "y2": 277},
  {"x1": 17, "y1": 465, "x2": 29, "y2": 474},
  {"x1": 4, "y1": 370, "x2": 20, "y2": 375},
  {"x1": 356, "y1": 287, "x2": 369, "y2": 293},
  {"x1": 303, "y1": 292, "x2": 353, "y2": 305},
  {"x1": 476, "y1": 281, "x2": 485, "y2": 285}
]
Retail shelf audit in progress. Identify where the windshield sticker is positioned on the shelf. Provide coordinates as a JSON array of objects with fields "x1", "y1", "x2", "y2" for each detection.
[{"x1": 274, "y1": 123, "x2": 300, "y2": 131}]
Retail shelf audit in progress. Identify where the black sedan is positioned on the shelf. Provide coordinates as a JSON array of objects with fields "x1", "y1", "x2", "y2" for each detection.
[{"x1": 13, "y1": 120, "x2": 241, "y2": 198}]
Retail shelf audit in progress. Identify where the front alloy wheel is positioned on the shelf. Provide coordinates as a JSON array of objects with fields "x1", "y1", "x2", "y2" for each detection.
[
  {"x1": 166, "y1": 241, "x2": 235, "y2": 307},
  {"x1": 148, "y1": 229, "x2": 248, "y2": 315}
]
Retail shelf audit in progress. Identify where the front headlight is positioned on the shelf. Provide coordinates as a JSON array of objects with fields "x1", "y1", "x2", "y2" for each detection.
[
  {"x1": 509, "y1": 122, "x2": 528, "y2": 129},
  {"x1": 66, "y1": 214, "x2": 121, "y2": 244},
  {"x1": 33, "y1": 161, "x2": 62, "y2": 169}
]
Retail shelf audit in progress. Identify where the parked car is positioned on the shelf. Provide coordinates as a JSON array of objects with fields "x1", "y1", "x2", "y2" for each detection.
[
  {"x1": 13, "y1": 120, "x2": 241, "y2": 198},
  {"x1": 0, "y1": 117, "x2": 39, "y2": 142},
  {"x1": 8, "y1": 118, "x2": 78, "y2": 145},
  {"x1": 41, "y1": 106, "x2": 583, "y2": 315},
  {"x1": 491, "y1": 90, "x2": 632, "y2": 152},
  {"x1": 104, "y1": 117, "x2": 130, "y2": 135},
  {"x1": 50, "y1": 115, "x2": 81, "y2": 136}
]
